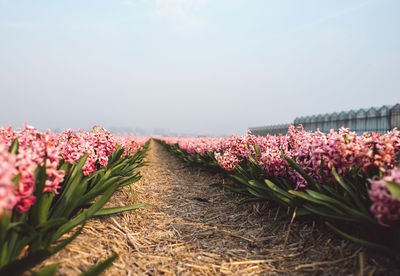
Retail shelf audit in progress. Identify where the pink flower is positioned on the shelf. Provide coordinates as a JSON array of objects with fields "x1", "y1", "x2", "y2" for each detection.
[
  {"x1": 0, "y1": 123, "x2": 147, "y2": 214},
  {"x1": 0, "y1": 144, "x2": 18, "y2": 215},
  {"x1": 162, "y1": 127, "x2": 400, "y2": 224},
  {"x1": 369, "y1": 167, "x2": 400, "y2": 225},
  {"x1": 214, "y1": 149, "x2": 240, "y2": 171}
]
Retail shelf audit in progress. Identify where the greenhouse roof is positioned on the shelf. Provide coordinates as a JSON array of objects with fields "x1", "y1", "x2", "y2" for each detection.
[{"x1": 294, "y1": 104, "x2": 397, "y2": 122}]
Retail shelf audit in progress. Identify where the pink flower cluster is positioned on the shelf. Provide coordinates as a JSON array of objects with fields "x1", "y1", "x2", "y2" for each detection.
[
  {"x1": 0, "y1": 124, "x2": 65, "y2": 213},
  {"x1": 160, "y1": 135, "x2": 258, "y2": 171},
  {"x1": 281, "y1": 126, "x2": 365, "y2": 187},
  {"x1": 160, "y1": 137, "x2": 223, "y2": 156},
  {"x1": 361, "y1": 130, "x2": 400, "y2": 172},
  {"x1": 0, "y1": 124, "x2": 144, "y2": 215},
  {"x1": 0, "y1": 144, "x2": 17, "y2": 216},
  {"x1": 160, "y1": 125, "x2": 400, "y2": 223},
  {"x1": 369, "y1": 167, "x2": 400, "y2": 225},
  {"x1": 214, "y1": 134, "x2": 258, "y2": 171},
  {"x1": 282, "y1": 126, "x2": 400, "y2": 187},
  {"x1": 113, "y1": 136, "x2": 148, "y2": 157},
  {"x1": 161, "y1": 126, "x2": 400, "y2": 183},
  {"x1": 58, "y1": 126, "x2": 116, "y2": 176},
  {"x1": 256, "y1": 134, "x2": 289, "y2": 177}
]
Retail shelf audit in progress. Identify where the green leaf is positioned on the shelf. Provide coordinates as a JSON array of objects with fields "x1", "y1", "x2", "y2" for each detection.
[
  {"x1": 248, "y1": 180, "x2": 268, "y2": 191},
  {"x1": 8, "y1": 139, "x2": 19, "y2": 154},
  {"x1": 302, "y1": 204, "x2": 359, "y2": 222},
  {"x1": 325, "y1": 222, "x2": 395, "y2": 255},
  {"x1": 276, "y1": 177, "x2": 293, "y2": 190},
  {"x1": 109, "y1": 161, "x2": 129, "y2": 176},
  {"x1": 35, "y1": 193, "x2": 55, "y2": 225},
  {"x1": 0, "y1": 225, "x2": 83, "y2": 276},
  {"x1": 321, "y1": 185, "x2": 349, "y2": 204},
  {"x1": 107, "y1": 146, "x2": 124, "y2": 165},
  {"x1": 30, "y1": 165, "x2": 48, "y2": 225},
  {"x1": 290, "y1": 190, "x2": 346, "y2": 215},
  {"x1": 284, "y1": 156, "x2": 321, "y2": 191},
  {"x1": 77, "y1": 176, "x2": 119, "y2": 206},
  {"x1": 33, "y1": 165, "x2": 47, "y2": 199},
  {"x1": 253, "y1": 143, "x2": 260, "y2": 156},
  {"x1": 32, "y1": 263, "x2": 60, "y2": 276},
  {"x1": 234, "y1": 164, "x2": 250, "y2": 180},
  {"x1": 79, "y1": 254, "x2": 118, "y2": 276},
  {"x1": 273, "y1": 193, "x2": 294, "y2": 206},
  {"x1": 118, "y1": 174, "x2": 141, "y2": 187},
  {"x1": 305, "y1": 189, "x2": 375, "y2": 223},
  {"x1": 93, "y1": 203, "x2": 148, "y2": 217},
  {"x1": 248, "y1": 155, "x2": 259, "y2": 168},
  {"x1": 230, "y1": 175, "x2": 250, "y2": 187},
  {"x1": 11, "y1": 174, "x2": 20, "y2": 188},
  {"x1": 222, "y1": 184, "x2": 248, "y2": 194},
  {"x1": 35, "y1": 218, "x2": 68, "y2": 233},
  {"x1": 305, "y1": 189, "x2": 349, "y2": 208},
  {"x1": 129, "y1": 185, "x2": 135, "y2": 203},
  {"x1": 265, "y1": 179, "x2": 293, "y2": 200},
  {"x1": 331, "y1": 166, "x2": 354, "y2": 196},
  {"x1": 247, "y1": 187, "x2": 269, "y2": 199},
  {"x1": 62, "y1": 178, "x2": 90, "y2": 218},
  {"x1": 58, "y1": 161, "x2": 69, "y2": 173},
  {"x1": 386, "y1": 181, "x2": 400, "y2": 201},
  {"x1": 51, "y1": 182, "x2": 119, "y2": 243},
  {"x1": 331, "y1": 167, "x2": 367, "y2": 213},
  {"x1": 50, "y1": 155, "x2": 88, "y2": 219}
]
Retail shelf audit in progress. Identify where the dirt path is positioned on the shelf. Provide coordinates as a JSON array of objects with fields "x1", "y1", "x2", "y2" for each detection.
[{"x1": 41, "y1": 140, "x2": 395, "y2": 275}]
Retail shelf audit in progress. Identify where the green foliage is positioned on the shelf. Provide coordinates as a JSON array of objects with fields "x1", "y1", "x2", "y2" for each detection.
[
  {"x1": 93, "y1": 203, "x2": 148, "y2": 217},
  {"x1": 31, "y1": 263, "x2": 60, "y2": 276},
  {"x1": 79, "y1": 254, "x2": 118, "y2": 276},
  {"x1": 0, "y1": 139, "x2": 149, "y2": 275},
  {"x1": 387, "y1": 181, "x2": 400, "y2": 201}
]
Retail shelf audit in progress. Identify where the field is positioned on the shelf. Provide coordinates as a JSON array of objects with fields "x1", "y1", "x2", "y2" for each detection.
[{"x1": 1, "y1": 125, "x2": 400, "y2": 275}]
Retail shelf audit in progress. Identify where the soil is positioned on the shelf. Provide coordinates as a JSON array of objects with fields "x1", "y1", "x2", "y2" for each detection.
[{"x1": 36, "y1": 140, "x2": 400, "y2": 275}]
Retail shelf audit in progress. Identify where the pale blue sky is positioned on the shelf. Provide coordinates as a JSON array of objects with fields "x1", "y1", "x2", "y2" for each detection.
[{"x1": 0, "y1": 0, "x2": 399, "y2": 135}]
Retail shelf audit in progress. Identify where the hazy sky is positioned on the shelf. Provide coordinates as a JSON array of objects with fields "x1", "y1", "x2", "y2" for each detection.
[{"x1": 0, "y1": 0, "x2": 399, "y2": 135}]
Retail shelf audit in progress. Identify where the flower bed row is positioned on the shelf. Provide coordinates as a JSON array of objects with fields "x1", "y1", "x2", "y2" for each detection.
[
  {"x1": 0, "y1": 124, "x2": 149, "y2": 275},
  {"x1": 156, "y1": 125, "x2": 400, "y2": 258}
]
